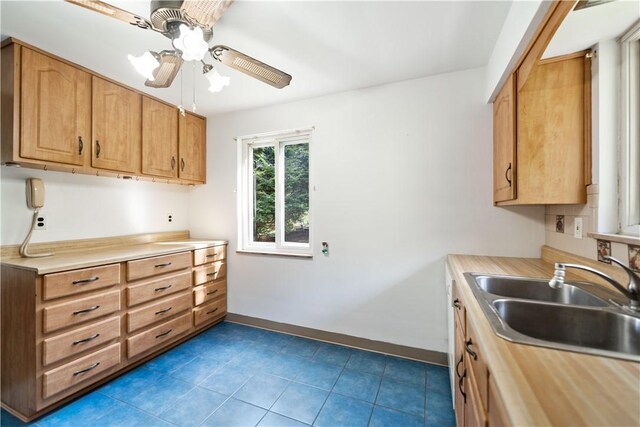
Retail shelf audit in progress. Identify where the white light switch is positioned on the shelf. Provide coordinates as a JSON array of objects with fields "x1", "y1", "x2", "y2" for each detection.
[{"x1": 574, "y1": 217, "x2": 583, "y2": 239}]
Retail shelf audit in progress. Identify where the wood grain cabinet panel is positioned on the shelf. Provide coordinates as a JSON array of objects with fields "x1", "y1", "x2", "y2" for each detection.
[
  {"x1": 42, "y1": 316, "x2": 120, "y2": 366},
  {"x1": 194, "y1": 280, "x2": 227, "y2": 307},
  {"x1": 492, "y1": 74, "x2": 516, "y2": 203},
  {"x1": 20, "y1": 48, "x2": 90, "y2": 166},
  {"x1": 194, "y1": 297, "x2": 227, "y2": 327},
  {"x1": 126, "y1": 251, "x2": 192, "y2": 282},
  {"x1": 142, "y1": 97, "x2": 178, "y2": 178},
  {"x1": 193, "y1": 261, "x2": 226, "y2": 286},
  {"x1": 127, "y1": 271, "x2": 192, "y2": 307},
  {"x1": 193, "y1": 245, "x2": 226, "y2": 266},
  {"x1": 42, "y1": 343, "x2": 121, "y2": 399},
  {"x1": 43, "y1": 264, "x2": 120, "y2": 301},
  {"x1": 127, "y1": 312, "x2": 192, "y2": 358},
  {"x1": 178, "y1": 113, "x2": 206, "y2": 183},
  {"x1": 43, "y1": 290, "x2": 120, "y2": 333},
  {"x1": 91, "y1": 76, "x2": 141, "y2": 173},
  {"x1": 127, "y1": 291, "x2": 191, "y2": 333}
]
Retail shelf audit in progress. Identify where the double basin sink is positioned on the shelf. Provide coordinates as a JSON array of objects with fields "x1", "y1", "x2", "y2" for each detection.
[{"x1": 464, "y1": 273, "x2": 640, "y2": 362}]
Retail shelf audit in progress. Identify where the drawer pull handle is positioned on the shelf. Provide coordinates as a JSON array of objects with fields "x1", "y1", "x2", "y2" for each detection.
[
  {"x1": 72, "y1": 276, "x2": 100, "y2": 285},
  {"x1": 206, "y1": 289, "x2": 218, "y2": 296},
  {"x1": 206, "y1": 254, "x2": 218, "y2": 258},
  {"x1": 156, "y1": 329, "x2": 172, "y2": 339},
  {"x1": 154, "y1": 284, "x2": 173, "y2": 292},
  {"x1": 458, "y1": 369, "x2": 466, "y2": 403},
  {"x1": 505, "y1": 163, "x2": 512, "y2": 186},
  {"x1": 206, "y1": 271, "x2": 218, "y2": 276},
  {"x1": 465, "y1": 339, "x2": 478, "y2": 360},
  {"x1": 155, "y1": 262, "x2": 173, "y2": 268},
  {"x1": 73, "y1": 333, "x2": 100, "y2": 345},
  {"x1": 155, "y1": 307, "x2": 173, "y2": 315},
  {"x1": 455, "y1": 353, "x2": 464, "y2": 378},
  {"x1": 453, "y1": 298, "x2": 461, "y2": 309},
  {"x1": 73, "y1": 305, "x2": 100, "y2": 315},
  {"x1": 73, "y1": 362, "x2": 100, "y2": 376},
  {"x1": 206, "y1": 307, "x2": 219, "y2": 315},
  {"x1": 78, "y1": 136, "x2": 84, "y2": 155}
]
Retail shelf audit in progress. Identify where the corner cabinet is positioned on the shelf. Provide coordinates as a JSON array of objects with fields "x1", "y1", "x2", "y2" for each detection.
[
  {"x1": 1, "y1": 243, "x2": 227, "y2": 422},
  {"x1": 1, "y1": 38, "x2": 207, "y2": 185}
]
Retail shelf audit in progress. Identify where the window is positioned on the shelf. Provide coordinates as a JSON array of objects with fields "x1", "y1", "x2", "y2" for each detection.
[
  {"x1": 619, "y1": 22, "x2": 640, "y2": 236},
  {"x1": 237, "y1": 128, "x2": 312, "y2": 256}
]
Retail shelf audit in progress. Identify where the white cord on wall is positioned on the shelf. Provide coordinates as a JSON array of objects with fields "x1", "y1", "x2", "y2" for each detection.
[{"x1": 19, "y1": 208, "x2": 53, "y2": 258}]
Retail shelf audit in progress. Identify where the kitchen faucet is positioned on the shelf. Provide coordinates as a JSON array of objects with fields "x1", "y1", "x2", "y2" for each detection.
[{"x1": 549, "y1": 256, "x2": 640, "y2": 311}]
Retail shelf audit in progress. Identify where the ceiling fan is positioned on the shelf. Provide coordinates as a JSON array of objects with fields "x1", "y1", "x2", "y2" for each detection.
[{"x1": 64, "y1": 0, "x2": 292, "y2": 93}]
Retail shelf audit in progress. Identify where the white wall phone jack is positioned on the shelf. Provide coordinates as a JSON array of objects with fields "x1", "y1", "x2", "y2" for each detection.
[{"x1": 19, "y1": 178, "x2": 53, "y2": 258}]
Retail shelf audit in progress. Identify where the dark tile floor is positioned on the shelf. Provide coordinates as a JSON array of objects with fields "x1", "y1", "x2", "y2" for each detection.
[{"x1": 1, "y1": 322, "x2": 455, "y2": 426}]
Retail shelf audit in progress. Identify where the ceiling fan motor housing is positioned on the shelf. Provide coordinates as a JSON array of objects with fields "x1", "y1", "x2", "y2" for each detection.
[{"x1": 150, "y1": 0, "x2": 213, "y2": 41}]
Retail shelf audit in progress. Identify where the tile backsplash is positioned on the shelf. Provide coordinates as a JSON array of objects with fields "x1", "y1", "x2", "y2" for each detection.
[{"x1": 545, "y1": 184, "x2": 639, "y2": 269}]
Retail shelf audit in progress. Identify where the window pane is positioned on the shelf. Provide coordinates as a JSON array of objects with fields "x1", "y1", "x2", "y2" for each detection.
[
  {"x1": 252, "y1": 146, "x2": 276, "y2": 242},
  {"x1": 284, "y1": 143, "x2": 309, "y2": 243}
]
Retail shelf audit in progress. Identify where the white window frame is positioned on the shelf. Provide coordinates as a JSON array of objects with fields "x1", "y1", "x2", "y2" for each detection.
[
  {"x1": 237, "y1": 128, "x2": 313, "y2": 257},
  {"x1": 619, "y1": 21, "x2": 640, "y2": 236}
]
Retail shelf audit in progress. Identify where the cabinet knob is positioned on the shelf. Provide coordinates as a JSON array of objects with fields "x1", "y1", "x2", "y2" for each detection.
[
  {"x1": 505, "y1": 163, "x2": 512, "y2": 186},
  {"x1": 96, "y1": 140, "x2": 101, "y2": 158},
  {"x1": 78, "y1": 136, "x2": 84, "y2": 155}
]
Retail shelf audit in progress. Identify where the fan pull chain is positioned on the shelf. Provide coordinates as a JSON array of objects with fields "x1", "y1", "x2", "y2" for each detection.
[
  {"x1": 192, "y1": 63, "x2": 197, "y2": 113},
  {"x1": 178, "y1": 67, "x2": 185, "y2": 116}
]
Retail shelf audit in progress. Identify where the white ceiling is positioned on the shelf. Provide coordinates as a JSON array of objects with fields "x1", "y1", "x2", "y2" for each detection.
[
  {"x1": 544, "y1": 0, "x2": 640, "y2": 58},
  {"x1": 1, "y1": 0, "x2": 512, "y2": 116}
]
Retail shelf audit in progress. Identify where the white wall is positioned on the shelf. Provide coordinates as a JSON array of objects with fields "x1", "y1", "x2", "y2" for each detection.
[
  {"x1": 189, "y1": 67, "x2": 545, "y2": 353},
  {"x1": 485, "y1": 0, "x2": 550, "y2": 102},
  {"x1": 0, "y1": 168, "x2": 190, "y2": 245}
]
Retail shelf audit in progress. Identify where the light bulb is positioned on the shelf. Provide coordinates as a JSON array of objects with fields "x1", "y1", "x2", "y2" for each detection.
[
  {"x1": 204, "y1": 67, "x2": 230, "y2": 93},
  {"x1": 172, "y1": 24, "x2": 208, "y2": 61},
  {"x1": 128, "y1": 51, "x2": 159, "y2": 81}
]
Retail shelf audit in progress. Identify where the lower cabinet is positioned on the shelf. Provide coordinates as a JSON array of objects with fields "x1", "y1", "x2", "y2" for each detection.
[
  {"x1": 0, "y1": 242, "x2": 228, "y2": 422},
  {"x1": 452, "y1": 281, "x2": 507, "y2": 427}
]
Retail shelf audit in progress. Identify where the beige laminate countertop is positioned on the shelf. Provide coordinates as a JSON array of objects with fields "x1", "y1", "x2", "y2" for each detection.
[
  {"x1": 447, "y1": 254, "x2": 640, "y2": 426},
  {"x1": 1, "y1": 239, "x2": 228, "y2": 275}
]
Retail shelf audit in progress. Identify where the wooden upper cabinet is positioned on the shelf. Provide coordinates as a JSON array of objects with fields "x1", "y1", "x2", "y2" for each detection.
[
  {"x1": 92, "y1": 77, "x2": 141, "y2": 173},
  {"x1": 20, "y1": 48, "x2": 91, "y2": 166},
  {"x1": 493, "y1": 75, "x2": 516, "y2": 203},
  {"x1": 178, "y1": 113, "x2": 206, "y2": 183},
  {"x1": 515, "y1": 53, "x2": 588, "y2": 205},
  {"x1": 142, "y1": 97, "x2": 178, "y2": 178}
]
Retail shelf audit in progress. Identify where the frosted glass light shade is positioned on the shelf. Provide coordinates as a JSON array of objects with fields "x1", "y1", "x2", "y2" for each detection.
[
  {"x1": 172, "y1": 25, "x2": 208, "y2": 61},
  {"x1": 204, "y1": 67, "x2": 230, "y2": 92},
  {"x1": 128, "y1": 51, "x2": 159, "y2": 81}
]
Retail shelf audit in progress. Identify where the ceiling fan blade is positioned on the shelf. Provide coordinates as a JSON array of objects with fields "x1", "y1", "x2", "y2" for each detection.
[
  {"x1": 181, "y1": 0, "x2": 234, "y2": 28},
  {"x1": 64, "y1": 0, "x2": 154, "y2": 30},
  {"x1": 210, "y1": 45, "x2": 292, "y2": 89},
  {"x1": 145, "y1": 51, "x2": 184, "y2": 88}
]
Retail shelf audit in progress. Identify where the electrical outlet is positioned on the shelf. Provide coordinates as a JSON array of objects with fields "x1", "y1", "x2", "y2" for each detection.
[
  {"x1": 167, "y1": 213, "x2": 173, "y2": 223},
  {"x1": 574, "y1": 217, "x2": 583, "y2": 239},
  {"x1": 35, "y1": 214, "x2": 46, "y2": 230}
]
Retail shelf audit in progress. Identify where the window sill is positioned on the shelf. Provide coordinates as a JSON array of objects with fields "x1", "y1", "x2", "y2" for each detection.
[
  {"x1": 587, "y1": 232, "x2": 640, "y2": 246},
  {"x1": 236, "y1": 249, "x2": 313, "y2": 258}
]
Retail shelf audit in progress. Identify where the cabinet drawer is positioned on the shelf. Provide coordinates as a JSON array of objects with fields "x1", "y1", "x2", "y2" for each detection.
[
  {"x1": 43, "y1": 264, "x2": 120, "y2": 301},
  {"x1": 43, "y1": 290, "x2": 120, "y2": 333},
  {"x1": 193, "y1": 280, "x2": 226, "y2": 306},
  {"x1": 43, "y1": 316, "x2": 120, "y2": 366},
  {"x1": 127, "y1": 291, "x2": 191, "y2": 333},
  {"x1": 127, "y1": 252, "x2": 191, "y2": 281},
  {"x1": 42, "y1": 343, "x2": 121, "y2": 399},
  {"x1": 465, "y1": 369, "x2": 488, "y2": 427},
  {"x1": 465, "y1": 321, "x2": 488, "y2": 410},
  {"x1": 193, "y1": 245, "x2": 226, "y2": 266},
  {"x1": 127, "y1": 312, "x2": 192, "y2": 358},
  {"x1": 127, "y1": 271, "x2": 192, "y2": 307},
  {"x1": 193, "y1": 261, "x2": 226, "y2": 286},
  {"x1": 194, "y1": 297, "x2": 226, "y2": 327}
]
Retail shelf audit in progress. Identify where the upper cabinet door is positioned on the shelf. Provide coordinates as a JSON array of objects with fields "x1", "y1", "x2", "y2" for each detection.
[
  {"x1": 92, "y1": 77, "x2": 141, "y2": 173},
  {"x1": 142, "y1": 97, "x2": 178, "y2": 178},
  {"x1": 178, "y1": 113, "x2": 206, "y2": 183},
  {"x1": 493, "y1": 74, "x2": 517, "y2": 203},
  {"x1": 20, "y1": 48, "x2": 90, "y2": 166}
]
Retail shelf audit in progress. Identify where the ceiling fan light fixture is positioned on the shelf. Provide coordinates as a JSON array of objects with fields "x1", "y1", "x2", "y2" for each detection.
[
  {"x1": 128, "y1": 51, "x2": 160, "y2": 81},
  {"x1": 172, "y1": 24, "x2": 209, "y2": 61},
  {"x1": 204, "y1": 66, "x2": 230, "y2": 93}
]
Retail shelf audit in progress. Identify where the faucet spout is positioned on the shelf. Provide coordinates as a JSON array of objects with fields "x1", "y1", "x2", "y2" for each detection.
[{"x1": 548, "y1": 256, "x2": 640, "y2": 311}]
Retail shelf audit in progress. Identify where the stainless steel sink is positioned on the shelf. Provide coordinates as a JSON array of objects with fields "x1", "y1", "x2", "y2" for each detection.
[
  {"x1": 473, "y1": 275, "x2": 609, "y2": 307},
  {"x1": 464, "y1": 273, "x2": 640, "y2": 361},
  {"x1": 493, "y1": 299, "x2": 640, "y2": 358}
]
